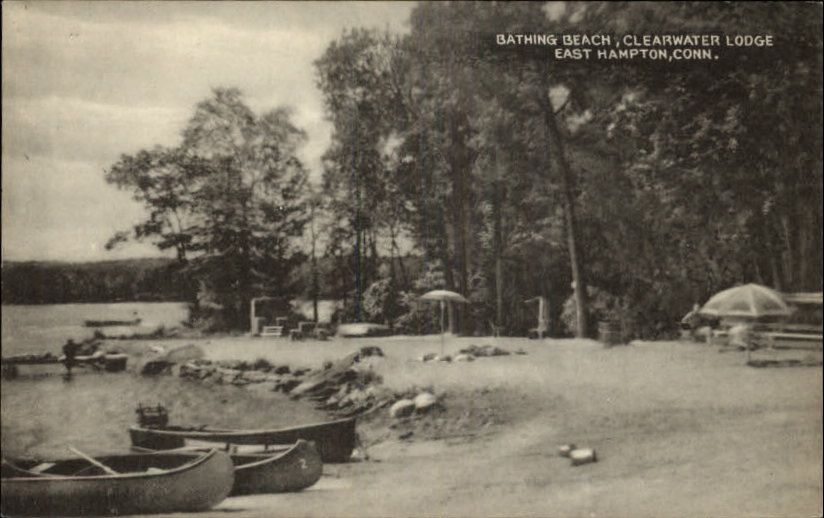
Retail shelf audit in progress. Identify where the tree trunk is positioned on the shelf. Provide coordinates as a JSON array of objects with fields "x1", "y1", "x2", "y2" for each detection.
[
  {"x1": 539, "y1": 76, "x2": 589, "y2": 337},
  {"x1": 392, "y1": 238, "x2": 409, "y2": 289},
  {"x1": 310, "y1": 233, "x2": 319, "y2": 323},
  {"x1": 439, "y1": 216, "x2": 458, "y2": 334},
  {"x1": 448, "y1": 117, "x2": 472, "y2": 336},
  {"x1": 492, "y1": 152, "x2": 505, "y2": 330}
]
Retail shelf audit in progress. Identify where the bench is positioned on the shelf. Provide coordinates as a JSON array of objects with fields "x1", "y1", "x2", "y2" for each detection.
[
  {"x1": 260, "y1": 326, "x2": 283, "y2": 337},
  {"x1": 758, "y1": 331, "x2": 823, "y2": 350}
]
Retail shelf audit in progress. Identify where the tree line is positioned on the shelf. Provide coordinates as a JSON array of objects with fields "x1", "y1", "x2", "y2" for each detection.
[
  {"x1": 1, "y1": 259, "x2": 193, "y2": 304},
  {"x1": 101, "y1": 2, "x2": 822, "y2": 337}
]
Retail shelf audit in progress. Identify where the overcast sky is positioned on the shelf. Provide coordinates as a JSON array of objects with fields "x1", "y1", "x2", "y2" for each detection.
[{"x1": 2, "y1": 1, "x2": 414, "y2": 262}]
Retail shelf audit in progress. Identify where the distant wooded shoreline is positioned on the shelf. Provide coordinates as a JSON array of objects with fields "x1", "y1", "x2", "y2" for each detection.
[{"x1": 1, "y1": 258, "x2": 193, "y2": 305}]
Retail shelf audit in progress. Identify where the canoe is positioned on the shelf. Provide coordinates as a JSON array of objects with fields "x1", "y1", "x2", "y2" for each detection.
[
  {"x1": 1, "y1": 450, "x2": 234, "y2": 516},
  {"x1": 133, "y1": 439, "x2": 323, "y2": 495},
  {"x1": 129, "y1": 416, "x2": 357, "y2": 463},
  {"x1": 83, "y1": 318, "x2": 142, "y2": 327}
]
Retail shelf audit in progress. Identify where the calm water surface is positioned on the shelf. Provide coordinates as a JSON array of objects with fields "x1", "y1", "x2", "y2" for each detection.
[{"x1": 1, "y1": 302, "x2": 189, "y2": 356}]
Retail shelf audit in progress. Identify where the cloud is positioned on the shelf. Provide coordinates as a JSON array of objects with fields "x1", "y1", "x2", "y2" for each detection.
[
  {"x1": 2, "y1": 1, "x2": 414, "y2": 261},
  {"x1": 1, "y1": 154, "x2": 158, "y2": 261}
]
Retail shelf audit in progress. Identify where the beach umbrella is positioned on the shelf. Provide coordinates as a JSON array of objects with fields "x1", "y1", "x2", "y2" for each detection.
[
  {"x1": 419, "y1": 290, "x2": 469, "y2": 355},
  {"x1": 698, "y1": 283, "x2": 793, "y2": 319}
]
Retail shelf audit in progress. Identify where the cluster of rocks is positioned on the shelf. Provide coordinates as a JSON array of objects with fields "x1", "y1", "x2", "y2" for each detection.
[
  {"x1": 172, "y1": 346, "x2": 404, "y2": 418},
  {"x1": 388, "y1": 392, "x2": 439, "y2": 418},
  {"x1": 418, "y1": 344, "x2": 527, "y2": 363},
  {"x1": 151, "y1": 345, "x2": 454, "y2": 429},
  {"x1": 177, "y1": 359, "x2": 311, "y2": 393}
]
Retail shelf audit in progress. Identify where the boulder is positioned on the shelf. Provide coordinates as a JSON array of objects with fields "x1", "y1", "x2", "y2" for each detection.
[
  {"x1": 569, "y1": 448, "x2": 597, "y2": 466},
  {"x1": 242, "y1": 370, "x2": 270, "y2": 383},
  {"x1": 390, "y1": 399, "x2": 416, "y2": 418},
  {"x1": 420, "y1": 353, "x2": 437, "y2": 362},
  {"x1": 140, "y1": 360, "x2": 173, "y2": 376},
  {"x1": 278, "y1": 378, "x2": 302, "y2": 393},
  {"x1": 274, "y1": 365, "x2": 291, "y2": 375},
  {"x1": 358, "y1": 346, "x2": 385, "y2": 358},
  {"x1": 414, "y1": 392, "x2": 438, "y2": 412},
  {"x1": 454, "y1": 354, "x2": 475, "y2": 362}
]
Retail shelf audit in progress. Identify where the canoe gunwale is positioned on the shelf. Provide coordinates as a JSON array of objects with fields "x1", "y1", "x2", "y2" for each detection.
[
  {"x1": 141, "y1": 416, "x2": 357, "y2": 438},
  {"x1": 131, "y1": 442, "x2": 302, "y2": 471},
  {"x1": 1, "y1": 449, "x2": 220, "y2": 483}
]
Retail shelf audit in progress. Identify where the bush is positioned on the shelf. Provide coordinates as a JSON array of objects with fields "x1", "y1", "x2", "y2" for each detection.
[
  {"x1": 394, "y1": 291, "x2": 439, "y2": 335},
  {"x1": 362, "y1": 278, "x2": 403, "y2": 328},
  {"x1": 560, "y1": 286, "x2": 623, "y2": 336}
]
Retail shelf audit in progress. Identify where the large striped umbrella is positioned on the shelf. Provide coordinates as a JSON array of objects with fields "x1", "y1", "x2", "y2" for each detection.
[{"x1": 698, "y1": 283, "x2": 793, "y2": 319}]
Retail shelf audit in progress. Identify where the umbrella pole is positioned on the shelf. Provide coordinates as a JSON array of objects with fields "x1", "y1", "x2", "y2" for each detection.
[{"x1": 440, "y1": 301, "x2": 446, "y2": 357}]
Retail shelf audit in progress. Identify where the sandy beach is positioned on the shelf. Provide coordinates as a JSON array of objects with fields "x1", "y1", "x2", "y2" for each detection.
[{"x1": 3, "y1": 335, "x2": 821, "y2": 517}]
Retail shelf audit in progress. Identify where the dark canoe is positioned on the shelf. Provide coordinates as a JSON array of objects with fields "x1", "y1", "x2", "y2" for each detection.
[
  {"x1": 1, "y1": 450, "x2": 234, "y2": 517},
  {"x1": 83, "y1": 318, "x2": 142, "y2": 327},
  {"x1": 129, "y1": 416, "x2": 357, "y2": 463},
  {"x1": 133, "y1": 439, "x2": 323, "y2": 496}
]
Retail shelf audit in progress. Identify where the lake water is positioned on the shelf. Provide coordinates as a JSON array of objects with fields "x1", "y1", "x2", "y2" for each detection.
[
  {"x1": 1, "y1": 301, "x2": 329, "y2": 458},
  {"x1": 1, "y1": 302, "x2": 189, "y2": 356}
]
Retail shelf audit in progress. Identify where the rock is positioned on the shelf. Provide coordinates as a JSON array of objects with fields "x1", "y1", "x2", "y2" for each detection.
[
  {"x1": 274, "y1": 365, "x2": 291, "y2": 375},
  {"x1": 343, "y1": 387, "x2": 374, "y2": 408},
  {"x1": 569, "y1": 448, "x2": 597, "y2": 466},
  {"x1": 140, "y1": 360, "x2": 173, "y2": 376},
  {"x1": 278, "y1": 378, "x2": 302, "y2": 393},
  {"x1": 420, "y1": 353, "x2": 437, "y2": 362},
  {"x1": 178, "y1": 362, "x2": 200, "y2": 377},
  {"x1": 558, "y1": 444, "x2": 577, "y2": 457},
  {"x1": 398, "y1": 430, "x2": 414, "y2": 440},
  {"x1": 436, "y1": 355, "x2": 452, "y2": 363},
  {"x1": 390, "y1": 399, "x2": 416, "y2": 418},
  {"x1": 358, "y1": 346, "x2": 385, "y2": 358},
  {"x1": 414, "y1": 392, "x2": 438, "y2": 412},
  {"x1": 454, "y1": 354, "x2": 475, "y2": 362},
  {"x1": 242, "y1": 370, "x2": 270, "y2": 383}
]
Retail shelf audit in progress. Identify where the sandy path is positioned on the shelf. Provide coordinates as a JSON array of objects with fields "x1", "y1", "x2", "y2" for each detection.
[{"x1": 136, "y1": 337, "x2": 821, "y2": 518}]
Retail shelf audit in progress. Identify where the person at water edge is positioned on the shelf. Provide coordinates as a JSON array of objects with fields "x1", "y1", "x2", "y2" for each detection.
[{"x1": 62, "y1": 339, "x2": 80, "y2": 374}]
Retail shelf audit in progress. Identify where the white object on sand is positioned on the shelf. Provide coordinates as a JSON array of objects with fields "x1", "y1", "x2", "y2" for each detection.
[
  {"x1": 569, "y1": 448, "x2": 597, "y2": 466},
  {"x1": 558, "y1": 444, "x2": 577, "y2": 457}
]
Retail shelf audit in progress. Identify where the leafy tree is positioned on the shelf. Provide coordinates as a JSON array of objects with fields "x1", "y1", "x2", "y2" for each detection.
[{"x1": 106, "y1": 88, "x2": 309, "y2": 329}]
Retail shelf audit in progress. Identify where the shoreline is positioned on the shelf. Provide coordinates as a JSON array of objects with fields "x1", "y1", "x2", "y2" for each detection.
[{"x1": 2, "y1": 336, "x2": 821, "y2": 517}]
